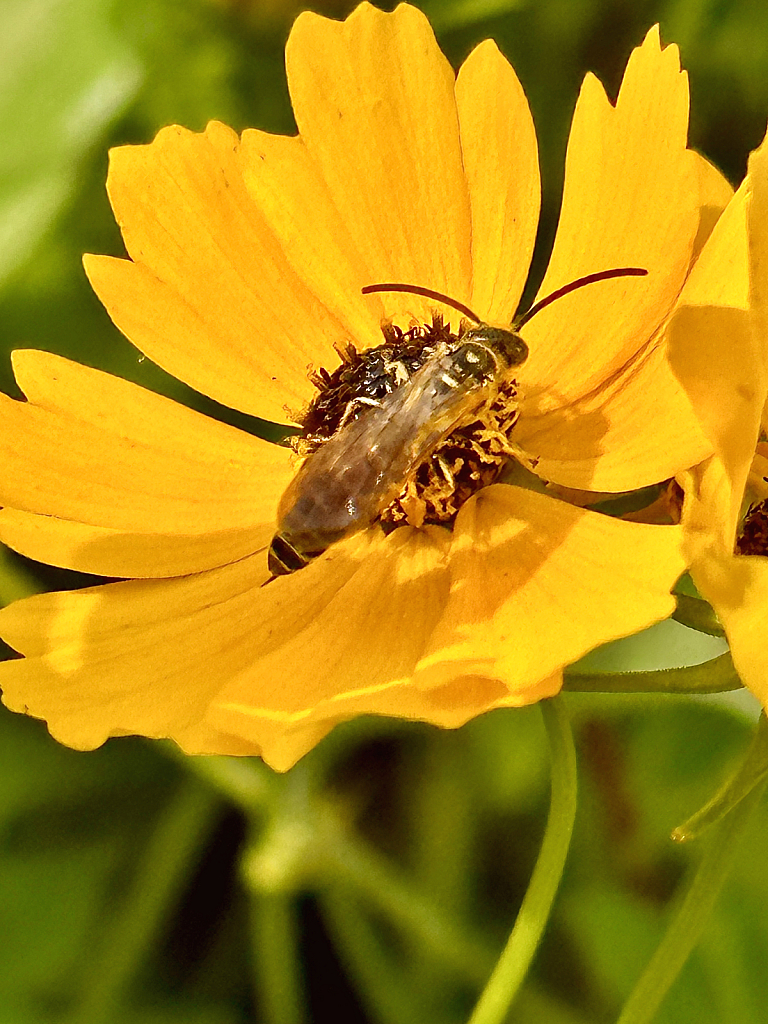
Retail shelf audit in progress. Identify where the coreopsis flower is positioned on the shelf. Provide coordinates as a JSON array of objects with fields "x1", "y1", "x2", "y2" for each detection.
[
  {"x1": 672, "y1": 131, "x2": 768, "y2": 709},
  {"x1": 0, "y1": 4, "x2": 738, "y2": 769}
]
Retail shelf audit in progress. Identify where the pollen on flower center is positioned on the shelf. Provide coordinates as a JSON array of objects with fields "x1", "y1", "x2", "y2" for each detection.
[{"x1": 293, "y1": 316, "x2": 524, "y2": 531}]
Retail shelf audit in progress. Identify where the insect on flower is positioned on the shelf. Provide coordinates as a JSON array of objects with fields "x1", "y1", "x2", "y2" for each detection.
[{"x1": 268, "y1": 267, "x2": 649, "y2": 576}]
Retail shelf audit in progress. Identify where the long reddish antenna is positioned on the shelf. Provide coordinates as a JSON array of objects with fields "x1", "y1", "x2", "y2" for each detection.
[
  {"x1": 515, "y1": 267, "x2": 648, "y2": 328},
  {"x1": 361, "y1": 283, "x2": 482, "y2": 323},
  {"x1": 362, "y1": 267, "x2": 648, "y2": 331}
]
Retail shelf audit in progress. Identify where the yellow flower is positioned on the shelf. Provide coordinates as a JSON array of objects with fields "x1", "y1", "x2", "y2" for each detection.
[
  {"x1": 672, "y1": 129, "x2": 768, "y2": 709},
  {"x1": 0, "y1": 4, "x2": 738, "y2": 770}
]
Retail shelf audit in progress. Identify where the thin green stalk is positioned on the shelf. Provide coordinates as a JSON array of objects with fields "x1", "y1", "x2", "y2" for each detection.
[
  {"x1": 411, "y1": 732, "x2": 475, "y2": 918},
  {"x1": 467, "y1": 696, "x2": 578, "y2": 1024},
  {"x1": 241, "y1": 762, "x2": 314, "y2": 1024},
  {"x1": 319, "y1": 808, "x2": 494, "y2": 984},
  {"x1": 249, "y1": 889, "x2": 307, "y2": 1024},
  {"x1": 615, "y1": 779, "x2": 767, "y2": 1024},
  {"x1": 68, "y1": 779, "x2": 220, "y2": 1024},
  {"x1": 163, "y1": 745, "x2": 275, "y2": 812},
  {"x1": 672, "y1": 713, "x2": 768, "y2": 840},
  {"x1": 320, "y1": 886, "x2": 439, "y2": 1024},
  {"x1": 565, "y1": 652, "x2": 742, "y2": 694}
]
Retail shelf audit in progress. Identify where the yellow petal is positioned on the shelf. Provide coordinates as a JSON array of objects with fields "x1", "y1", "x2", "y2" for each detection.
[
  {"x1": 668, "y1": 180, "x2": 759, "y2": 510},
  {"x1": 239, "y1": 130, "x2": 384, "y2": 353},
  {"x1": 0, "y1": 553, "x2": 273, "y2": 753},
  {"x1": 706, "y1": 556, "x2": 768, "y2": 708},
  {"x1": 691, "y1": 151, "x2": 734, "y2": 261},
  {"x1": 679, "y1": 458, "x2": 736, "y2": 574},
  {"x1": 0, "y1": 510, "x2": 265, "y2": 579},
  {"x1": 286, "y1": 3, "x2": 472, "y2": 325},
  {"x1": 0, "y1": 527, "x2": 456, "y2": 769},
  {"x1": 748, "y1": 124, "x2": 768, "y2": 397},
  {"x1": 520, "y1": 27, "x2": 698, "y2": 411},
  {"x1": 679, "y1": 458, "x2": 768, "y2": 708},
  {"x1": 454, "y1": 39, "x2": 539, "y2": 322},
  {"x1": 213, "y1": 675, "x2": 519, "y2": 774},
  {"x1": 517, "y1": 155, "x2": 743, "y2": 490},
  {"x1": 208, "y1": 526, "x2": 458, "y2": 769},
  {"x1": 86, "y1": 121, "x2": 353, "y2": 424},
  {"x1": 678, "y1": 127, "x2": 768, "y2": 712},
  {"x1": 0, "y1": 351, "x2": 292, "y2": 542},
  {"x1": 515, "y1": 336, "x2": 711, "y2": 490},
  {"x1": 414, "y1": 484, "x2": 685, "y2": 691}
]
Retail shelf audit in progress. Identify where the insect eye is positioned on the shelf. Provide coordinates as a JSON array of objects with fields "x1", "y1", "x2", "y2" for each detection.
[{"x1": 463, "y1": 326, "x2": 528, "y2": 369}]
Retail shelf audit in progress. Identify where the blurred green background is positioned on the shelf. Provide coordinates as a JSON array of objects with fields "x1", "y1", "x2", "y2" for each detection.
[{"x1": 1, "y1": 1, "x2": 767, "y2": 1022}]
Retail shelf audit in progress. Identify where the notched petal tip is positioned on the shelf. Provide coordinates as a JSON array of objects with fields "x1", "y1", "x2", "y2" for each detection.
[
  {"x1": 524, "y1": 17, "x2": 696, "y2": 417},
  {"x1": 286, "y1": 0, "x2": 472, "y2": 320},
  {"x1": 637, "y1": 23, "x2": 681, "y2": 70},
  {"x1": 456, "y1": 32, "x2": 539, "y2": 322}
]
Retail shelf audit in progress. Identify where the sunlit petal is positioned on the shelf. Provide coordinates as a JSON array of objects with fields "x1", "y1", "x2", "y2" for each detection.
[
  {"x1": 85, "y1": 121, "x2": 352, "y2": 423},
  {"x1": 668, "y1": 182, "x2": 757, "y2": 507},
  {"x1": 676, "y1": 130, "x2": 768, "y2": 714},
  {"x1": 691, "y1": 151, "x2": 734, "y2": 260},
  {"x1": 0, "y1": 351, "x2": 292, "y2": 542},
  {"x1": 239, "y1": 130, "x2": 384, "y2": 353},
  {"x1": 0, "y1": 509, "x2": 264, "y2": 579},
  {"x1": 415, "y1": 485, "x2": 684, "y2": 691},
  {"x1": 519, "y1": 158, "x2": 745, "y2": 490},
  {"x1": 0, "y1": 6, "x2": 732, "y2": 766},
  {"x1": 520, "y1": 27, "x2": 698, "y2": 411},
  {"x1": 0, "y1": 553, "x2": 272, "y2": 752},
  {"x1": 208, "y1": 527, "x2": 454, "y2": 769},
  {"x1": 287, "y1": 2, "x2": 472, "y2": 325},
  {"x1": 455, "y1": 39, "x2": 539, "y2": 322}
]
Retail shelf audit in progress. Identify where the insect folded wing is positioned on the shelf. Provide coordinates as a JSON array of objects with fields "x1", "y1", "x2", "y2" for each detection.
[{"x1": 269, "y1": 332, "x2": 528, "y2": 575}]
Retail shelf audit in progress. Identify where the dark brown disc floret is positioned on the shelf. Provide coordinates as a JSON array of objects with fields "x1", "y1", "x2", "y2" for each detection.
[
  {"x1": 736, "y1": 500, "x2": 768, "y2": 556},
  {"x1": 294, "y1": 316, "x2": 524, "y2": 529}
]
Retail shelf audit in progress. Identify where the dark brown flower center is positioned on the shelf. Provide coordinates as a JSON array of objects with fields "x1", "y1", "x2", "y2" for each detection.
[
  {"x1": 293, "y1": 316, "x2": 523, "y2": 530},
  {"x1": 736, "y1": 499, "x2": 768, "y2": 556}
]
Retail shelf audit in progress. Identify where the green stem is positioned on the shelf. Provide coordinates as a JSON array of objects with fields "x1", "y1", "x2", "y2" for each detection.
[
  {"x1": 319, "y1": 809, "x2": 494, "y2": 984},
  {"x1": 68, "y1": 779, "x2": 220, "y2": 1024},
  {"x1": 249, "y1": 889, "x2": 307, "y2": 1024},
  {"x1": 319, "y1": 886, "x2": 441, "y2": 1024},
  {"x1": 240, "y1": 763, "x2": 314, "y2": 1024},
  {"x1": 565, "y1": 652, "x2": 742, "y2": 693},
  {"x1": 466, "y1": 696, "x2": 578, "y2": 1024},
  {"x1": 673, "y1": 713, "x2": 768, "y2": 841},
  {"x1": 615, "y1": 778, "x2": 767, "y2": 1024},
  {"x1": 671, "y1": 593, "x2": 725, "y2": 637},
  {"x1": 163, "y1": 745, "x2": 275, "y2": 812}
]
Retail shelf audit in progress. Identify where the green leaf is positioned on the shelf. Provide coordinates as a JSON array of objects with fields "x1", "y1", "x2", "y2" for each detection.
[
  {"x1": 422, "y1": 0, "x2": 527, "y2": 32},
  {"x1": 672, "y1": 714, "x2": 768, "y2": 842},
  {"x1": 0, "y1": 710, "x2": 185, "y2": 1023},
  {"x1": 671, "y1": 593, "x2": 726, "y2": 638},
  {"x1": 0, "y1": 545, "x2": 39, "y2": 606},
  {"x1": 564, "y1": 653, "x2": 743, "y2": 694},
  {"x1": 587, "y1": 483, "x2": 666, "y2": 518},
  {"x1": 0, "y1": 0, "x2": 142, "y2": 292},
  {"x1": 569, "y1": 617, "x2": 728, "y2": 675}
]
